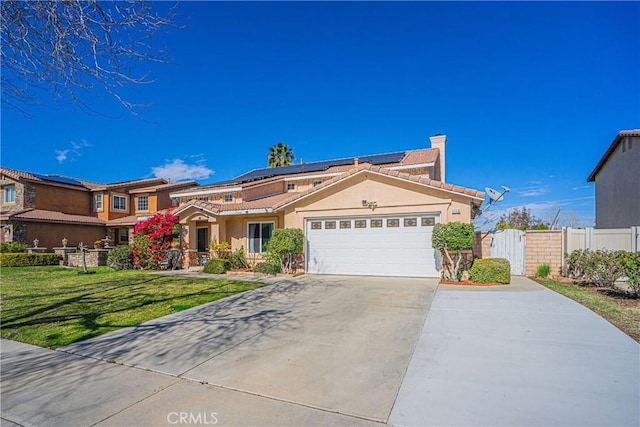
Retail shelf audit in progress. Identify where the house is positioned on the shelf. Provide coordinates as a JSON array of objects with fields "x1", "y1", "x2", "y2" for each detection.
[
  {"x1": 587, "y1": 129, "x2": 640, "y2": 229},
  {"x1": 171, "y1": 135, "x2": 484, "y2": 277},
  {"x1": 0, "y1": 167, "x2": 195, "y2": 249}
]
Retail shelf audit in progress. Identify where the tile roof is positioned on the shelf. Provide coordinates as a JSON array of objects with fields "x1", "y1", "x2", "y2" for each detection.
[
  {"x1": 88, "y1": 177, "x2": 167, "y2": 191},
  {"x1": 9, "y1": 209, "x2": 106, "y2": 225},
  {"x1": 128, "y1": 180, "x2": 198, "y2": 194},
  {"x1": 273, "y1": 164, "x2": 484, "y2": 210},
  {"x1": 106, "y1": 215, "x2": 141, "y2": 226},
  {"x1": 401, "y1": 148, "x2": 439, "y2": 165},
  {"x1": 587, "y1": 129, "x2": 640, "y2": 182}
]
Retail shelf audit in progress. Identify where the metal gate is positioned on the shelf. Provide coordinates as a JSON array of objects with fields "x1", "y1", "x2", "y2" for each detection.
[{"x1": 491, "y1": 229, "x2": 526, "y2": 275}]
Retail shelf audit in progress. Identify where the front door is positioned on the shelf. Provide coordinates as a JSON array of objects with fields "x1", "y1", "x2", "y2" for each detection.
[{"x1": 197, "y1": 227, "x2": 209, "y2": 253}]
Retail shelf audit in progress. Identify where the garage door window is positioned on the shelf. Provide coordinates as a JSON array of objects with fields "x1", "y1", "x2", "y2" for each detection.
[
  {"x1": 325, "y1": 221, "x2": 336, "y2": 229},
  {"x1": 340, "y1": 220, "x2": 351, "y2": 229},
  {"x1": 355, "y1": 220, "x2": 367, "y2": 228},
  {"x1": 248, "y1": 222, "x2": 274, "y2": 254},
  {"x1": 370, "y1": 219, "x2": 383, "y2": 228},
  {"x1": 404, "y1": 218, "x2": 417, "y2": 227},
  {"x1": 387, "y1": 218, "x2": 399, "y2": 227},
  {"x1": 422, "y1": 217, "x2": 436, "y2": 226}
]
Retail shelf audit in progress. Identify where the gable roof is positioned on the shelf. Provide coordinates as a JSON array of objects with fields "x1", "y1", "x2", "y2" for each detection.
[
  {"x1": 273, "y1": 163, "x2": 484, "y2": 211},
  {"x1": 587, "y1": 129, "x2": 640, "y2": 182}
]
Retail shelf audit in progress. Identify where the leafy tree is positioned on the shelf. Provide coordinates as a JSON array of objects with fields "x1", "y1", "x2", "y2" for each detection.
[
  {"x1": 268, "y1": 142, "x2": 295, "y2": 167},
  {"x1": 495, "y1": 207, "x2": 549, "y2": 231},
  {"x1": 131, "y1": 211, "x2": 178, "y2": 269},
  {"x1": 1, "y1": 0, "x2": 177, "y2": 115},
  {"x1": 432, "y1": 222, "x2": 475, "y2": 282},
  {"x1": 264, "y1": 228, "x2": 304, "y2": 274}
]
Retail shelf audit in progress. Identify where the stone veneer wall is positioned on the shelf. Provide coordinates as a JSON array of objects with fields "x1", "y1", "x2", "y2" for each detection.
[{"x1": 67, "y1": 250, "x2": 109, "y2": 267}]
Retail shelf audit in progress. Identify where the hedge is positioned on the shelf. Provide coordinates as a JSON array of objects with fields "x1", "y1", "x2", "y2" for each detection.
[
  {"x1": 253, "y1": 262, "x2": 280, "y2": 275},
  {"x1": 470, "y1": 258, "x2": 511, "y2": 284},
  {"x1": 202, "y1": 258, "x2": 231, "y2": 274},
  {"x1": 0, "y1": 253, "x2": 63, "y2": 267}
]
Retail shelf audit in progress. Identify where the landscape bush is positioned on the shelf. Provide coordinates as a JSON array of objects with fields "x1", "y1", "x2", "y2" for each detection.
[
  {"x1": 536, "y1": 263, "x2": 552, "y2": 278},
  {"x1": 616, "y1": 252, "x2": 640, "y2": 296},
  {"x1": 0, "y1": 253, "x2": 62, "y2": 267},
  {"x1": 202, "y1": 258, "x2": 231, "y2": 274},
  {"x1": 210, "y1": 240, "x2": 231, "y2": 259},
  {"x1": 107, "y1": 245, "x2": 134, "y2": 270},
  {"x1": 264, "y1": 228, "x2": 304, "y2": 274},
  {"x1": 469, "y1": 258, "x2": 511, "y2": 284},
  {"x1": 0, "y1": 242, "x2": 28, "y2": 253},
  {"x1": 253, "y1": 262, "x2": 280, "y2": 275},
  {"x1": 432, "y1": 222, "x2": 475, "y2": 282},
  {"x1": 565, "y1": 249, "x2": 622, "y2": 288},
  {"x1": 131, "y1": 211, "x2": 178, "y2": 269},
  {"x1": 229, "y1": 247, "x2": 249, "y2": 269}
]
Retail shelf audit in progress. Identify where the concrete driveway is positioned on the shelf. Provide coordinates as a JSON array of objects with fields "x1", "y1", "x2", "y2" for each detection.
[{"x1": 2, "y1": 274, "x2": 437, "y2": 426}]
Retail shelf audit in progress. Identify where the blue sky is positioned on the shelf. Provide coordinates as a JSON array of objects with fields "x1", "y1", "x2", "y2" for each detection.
[{"x1": 1, "y1": 1, "x2": 638, "y2": 229}]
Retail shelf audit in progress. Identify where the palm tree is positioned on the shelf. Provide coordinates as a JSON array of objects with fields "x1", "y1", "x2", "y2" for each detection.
[{"x1": 268, "y1": 142, "x2": 295, "y2": 167}]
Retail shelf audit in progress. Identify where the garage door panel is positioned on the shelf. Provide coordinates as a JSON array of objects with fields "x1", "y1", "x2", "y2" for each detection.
[{"x1": 306, "y1": 216, "x2": 440, "y2": 278}]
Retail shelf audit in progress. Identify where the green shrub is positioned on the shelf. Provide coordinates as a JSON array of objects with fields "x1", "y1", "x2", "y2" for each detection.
[
  {"x1": 470, "y1": 258, "x2": 511, "y2": 284},
  {"x1": 432, "y1": 222, "x2": 475, "y2": 281},
  {"x1": 264, "y1": 228, "x2": 304, "y2": 274},
  {"x1": 0, "y1": 253, "x2": 62, "y2": 267},
  {"x1": 107, "y1": 245, "x2": 134, "y2": 270},
  {"x1": 0, "y1": 242, "x2": 28, "y2": 253},
  {"x1": 565, "y1": 249, "x2": 622, "y2": 288},
  {"x1": 202, "y1": 258, "x2": 231, "y2": 274},
  {"x1": 615, "y1": 251, "x2": 640, "y2": 296},
  {"x1": 229, "y1": 247, "x2": 249, "y2": 269},
  {"x1": 536, "y1": 263, "x2": 552, "y2": 278},
  {"x1": 253, "y1": 262, "x2": 280, "y2": 275}
]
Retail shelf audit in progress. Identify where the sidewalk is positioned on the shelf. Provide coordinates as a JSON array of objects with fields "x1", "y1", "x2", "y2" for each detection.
[{"x1": 390, "y1": 276, "x2": 640, "y2": 427}]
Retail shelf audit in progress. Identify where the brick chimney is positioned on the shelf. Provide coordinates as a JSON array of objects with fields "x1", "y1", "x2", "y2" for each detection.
[{"x1": 429, "y1": 134, "x2": 446, "y2": 182}]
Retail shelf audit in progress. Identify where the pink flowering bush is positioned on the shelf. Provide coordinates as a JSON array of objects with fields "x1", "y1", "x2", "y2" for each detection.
[{"x1": 131, "y1": 211, "x2": 179, "y2": 269}]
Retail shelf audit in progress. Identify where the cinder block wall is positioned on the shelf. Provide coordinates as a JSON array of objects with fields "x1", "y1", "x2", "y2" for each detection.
[
  {"x1": 524, "y1": 230, "x2": 562, "y2": 276},
  {"x1": 473, "y1": 231, "x2": 492, "y2": 258}
]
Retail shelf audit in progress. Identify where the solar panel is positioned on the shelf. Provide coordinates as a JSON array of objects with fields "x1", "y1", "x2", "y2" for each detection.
[
  {"x1": 220, "y1": 151, "x2": 406, "y2": 185},
  {"x1": 33, "y1": 174, "x2": 86, "y2": 187}
]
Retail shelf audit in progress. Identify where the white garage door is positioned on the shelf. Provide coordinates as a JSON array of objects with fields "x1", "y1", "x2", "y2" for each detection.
[{"x1": 306, "y1": 215, "x2": 440, "y2": 277}]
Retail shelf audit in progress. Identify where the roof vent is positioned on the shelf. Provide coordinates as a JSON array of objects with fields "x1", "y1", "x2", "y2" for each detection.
[{"x1": 354, "y1": 157, "x2": 359, "y2": 166}]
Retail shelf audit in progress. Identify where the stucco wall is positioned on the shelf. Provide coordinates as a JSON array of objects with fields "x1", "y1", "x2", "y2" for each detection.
[
  {"x1": 25, "y1": 222, "x2": 106, "y2": 251},
  {"x1": 474, "y1": 231, "x2": 492, "y2": 258},
  {"x1": 32, "y1": 183, "x2": 91, "y2": 215},
  {"x1": 594, "y1": 136, "x2": 640, "y2": 228}
]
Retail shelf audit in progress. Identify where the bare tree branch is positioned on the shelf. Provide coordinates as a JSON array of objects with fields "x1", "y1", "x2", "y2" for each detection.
[{"x1": 1, "y1": 0, "x2": 179, "y2": 116}]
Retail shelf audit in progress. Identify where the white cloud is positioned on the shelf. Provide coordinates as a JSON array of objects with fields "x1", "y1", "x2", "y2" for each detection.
[
  {"x1": 571, "y1": 185, "x2": 591, "y2": 191},
  {"x1": 55, "y1": 150, "x2": 69, "y2": 164},
  {"x1": 151, "y1": 159, "x2": 214, "y2": 182},
  {"x1": 55, "y1": 139, "x2": 91, "y2": 163},
  {"x1": 518, "y1": 186, "x2": 549, "y2": 197}
]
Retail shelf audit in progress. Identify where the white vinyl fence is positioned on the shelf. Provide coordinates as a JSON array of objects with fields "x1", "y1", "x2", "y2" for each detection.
[
  {"x1": 563, "y1": 226, "x2": 639, "y2": 254},
  {"x1": 491, "y1": 229, "x2": 526, "y2": 275}
]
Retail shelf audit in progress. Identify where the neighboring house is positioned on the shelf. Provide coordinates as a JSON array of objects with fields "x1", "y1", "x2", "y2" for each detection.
[
  {"x1": 0, "y1": 167, "x2": 195, "y2": 249},
  {"x1": 587, "y1": 129, "x2": 640, "y2": 229},
  {"x1": 171, "y1": 135, "x2": 484, "y2": 277}
]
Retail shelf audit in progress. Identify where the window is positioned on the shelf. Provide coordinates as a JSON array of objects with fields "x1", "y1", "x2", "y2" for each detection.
[
  {"x1": 287, "y1": 183, "x2": 295, "y2": 191},
  {"x1": 94, "y1": 194, "x2": 103, "y2": 211},
  {"x1": 197, "y1": 196, "x2": 209, "y2": 202},
  {"x1": 112, "y1": 194, "x2": 127, "y2": 211},
  {"x1": 137, "y1": 195, "x2": 149, "y2": 211},
  {"x1": 311, "y1": 221, "x2": 322, "y2": 230},
  {"x1": 197, "y1": 227, "x2": 209, "y2": 253},
  {"x1": 355, "y1": 220, "x2": 367, "y2": 228},
  {"x1": 119, "y1": 228, "x2": 129, "y2": 244},
  {"x1": 421, "y1": 217, "x2": 436, "y2": 226},
  {"x1": 325, "y1": 221, "x2": 336, "y2": 229},
  {"x1": 3, "y1": 186, "x2": 16, "y2": 203},
  {"x1": 404, "y1": 218, "x2": 417, "y2": 227},
  {"x1": 248, "y1": 222, "x2": 274, "y2": 254},
  {"x1": 387, "y1": 218, "x2": 399, "y2": 227},
  {"x1": 224, "y1": 194, "x2": 233, "y2": 203},
  {"x1": 340, "y1": 220, "x2": 351, "y2": 229},
  {"x1": 371, "y1": 219, "x2": 383, "y2": 228},
  {"x1": 313, "y1": 180, "x2": 322, "y2": 187}
]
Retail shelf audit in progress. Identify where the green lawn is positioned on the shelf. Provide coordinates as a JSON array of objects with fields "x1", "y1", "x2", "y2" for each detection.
[
  {"x1": 0, "y1": 266, "x2": 264, "y2": 348},
  {"x1": 535, "y1": 278, "x2": 640, "y2": 343}
]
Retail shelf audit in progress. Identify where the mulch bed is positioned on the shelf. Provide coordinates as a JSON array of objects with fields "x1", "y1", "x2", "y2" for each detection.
[{"x1": 439, "y1": 280, "x2": 505, "y2": 287}]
